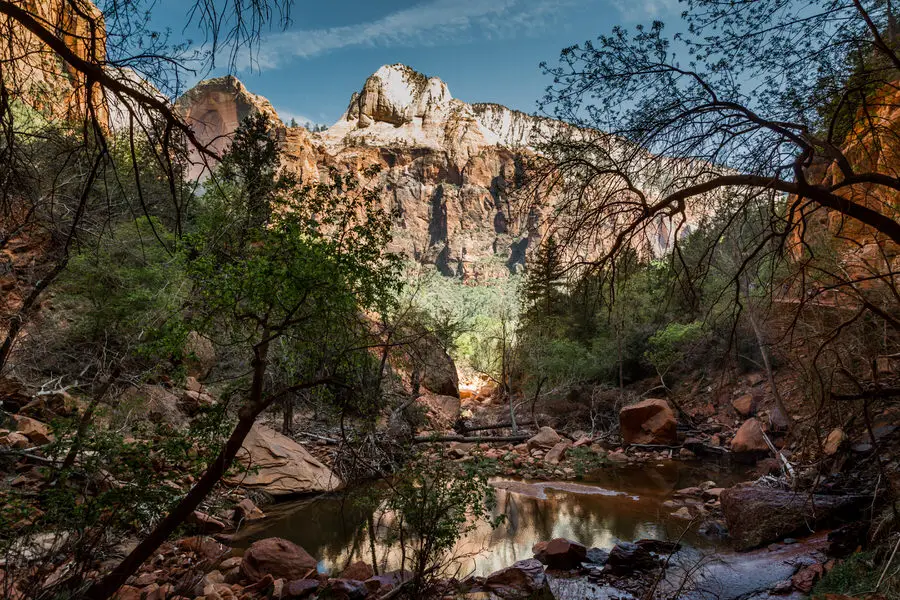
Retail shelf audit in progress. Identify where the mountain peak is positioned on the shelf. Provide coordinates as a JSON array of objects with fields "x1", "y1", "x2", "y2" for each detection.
[{"x1": 341, "y1": 63, "x2": 453, "y2": 129}]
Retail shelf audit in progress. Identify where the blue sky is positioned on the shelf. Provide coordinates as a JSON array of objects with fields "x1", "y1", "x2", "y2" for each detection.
[{"x1": 156, "y1": 0, "x2": 681, "y2": 126}]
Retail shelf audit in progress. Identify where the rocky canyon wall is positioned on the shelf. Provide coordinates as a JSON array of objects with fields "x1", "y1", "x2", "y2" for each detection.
[
  {"x1": 0, "y1": 0, "x2": 106, "y2": 122},
  {"x1": 177, "y1": 64, "x2": 703, "y2": 280}
]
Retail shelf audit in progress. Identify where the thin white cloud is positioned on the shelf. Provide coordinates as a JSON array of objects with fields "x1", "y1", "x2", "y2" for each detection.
[
  {"x1": 275, "y1": 108, "x2": 323, "y2": 128},
  {"x1": 612, "y1": 0, "x2": 680, "y2": 20},
  {"x1": 235, "y1": 0, "x2": 578, "y2": 71}
]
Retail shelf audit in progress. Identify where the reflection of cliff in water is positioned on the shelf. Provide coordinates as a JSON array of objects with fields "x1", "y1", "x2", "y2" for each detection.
[{"x1": 232, "y1": 462, "x2": 749, "y2": 576}]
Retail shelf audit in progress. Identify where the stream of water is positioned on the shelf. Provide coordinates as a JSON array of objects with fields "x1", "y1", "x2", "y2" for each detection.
[{"x1": 232, "y1": 462, "x2": 753, "y2": 578}]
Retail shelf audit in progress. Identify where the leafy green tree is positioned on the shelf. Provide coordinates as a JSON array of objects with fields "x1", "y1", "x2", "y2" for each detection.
[
  {"x1": 361, "y1": 455, "x2": 502, "y2": 597},
  {"x1": 89, "y1": 115, "x2": 401, "y2": 599}
]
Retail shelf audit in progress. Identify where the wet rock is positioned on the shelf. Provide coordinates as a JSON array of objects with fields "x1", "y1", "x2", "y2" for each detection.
[
  {"x1": 732, "y1": 394, "x2": 758, "y2": 417},
  {"x1": 544, "y1": 442, "x2": 570, "y2": 466},
  {"x1": 720, "y1": 486, "x2": 865, "y2": 550},
  {"x1": 323, "y1": 578, "x2": 368, "y2": 600},
  {"x1": 731, "y1": 418, "x2": 769, "y2": 455},
  {"x1": 619, "y1": 399, "x2": 677, "y2": 445},
  {"x1": 533, "y1": 538, "x2": 586, "y2": 570},
  {"x1": 240, "y1": 537, "x2": 318, "y2": 582},
  {"x1": 699, "y1": 520, "x2": 728, "y2": 539},
  {"x1": 635, "y1": 539, "x2": 681, "y2": 554},
  {"x1": 585, "y1": 548, "x2": 609, "y2": 565},
  {"x1": 339, "y1": 561, "x2": 374, "y2": 581},
  {"x1": 484, "y1": 558, "x2": 553, "y2": 599},
  {"x1": 285, "y1": 578, "x2": 320, "y2": 598},
  {"x1": 605, "y1": 542, "x2": 658, "y2": 573}
]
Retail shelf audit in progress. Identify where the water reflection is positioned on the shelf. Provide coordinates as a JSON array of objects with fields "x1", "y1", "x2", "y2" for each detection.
[{"x1": 233, "y1": 462, "x2": 749, "y2": 576}]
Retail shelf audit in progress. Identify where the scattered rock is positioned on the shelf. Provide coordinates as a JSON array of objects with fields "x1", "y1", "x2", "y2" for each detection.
[
  {"x1": 731, "y1": 394, "x2": 758, "y2": 417},
  {"x1": 186, "y1": 511, "x2": 226, "y2": 533},
  {"x1": 415, "y1": 394, "x2": 462, "y2": 429},
  {"x1": 791, "y1": 563, "x2": 824, "y2": 593},
  {"x1": 544, "y1": 442, "x2": 570, "y2": 466},
  {"x1": 175, "y1": 536, "x2": 228, "y2": 561},
  {"x1": 527, "y1": 427, "x2": 561, "y2": 450},
  {"x1": 731, "y1": 418, "x2": 769, "y2": 455},
  {"x1": 619, "y1": 399, "x2": 677, "y2": 445},
  {"x1": 225, "y1": 424, "x2": 342, "y2": 496},
  {"x1": 339, "y1": 561, "x2": 374, "y2": 581},
  {"x1": 0, "y1": 431, "x2": 29, "y2": 448},
  {"x1": 322, "y1": 578, "x2": 368, "y2": 600},
  {"x1": 184, "y1": 331, "x2": 216, "y2": 380},
  {"x1": 240, "y1": 537, "x2": 318, "y2": 582},
  {"x1": 823, "y1": 428, "x2": 847, "y2": 456},
  {"x1": 234, "y1": 498, "x2": 266, "y2": 522},
  {"x1": 285, "y1": 578, "x2": 319, "y2": 599},
  {"x1": 720, "y1": 486, "x2": 865, "y2": 550},
  {"x1": 448, "y1": 441, "x2": 474, "y2": 459},
  {"x1": 13, "y1": 415, "x2": 53, "y2": 445},
  {"x1": 179, "y1": 389, "x2": 215, "y2": 416},
  {"x1": 119, "y1": 384, "x2": 190, "y2": 429},
  {"x1": 671, "y1": 507, "x2": 693, "y2": 520},
  {"x1": 698, "y1": 520, "x2": 728, "y2": 539}
]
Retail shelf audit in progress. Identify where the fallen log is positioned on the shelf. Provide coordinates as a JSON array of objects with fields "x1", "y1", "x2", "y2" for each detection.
[
  {"x1": 462, "y1": 421, "x2": 535, "y2": 433},
  {"x1": 413, "y1": 434, "x2": 529, "y2": 444}
]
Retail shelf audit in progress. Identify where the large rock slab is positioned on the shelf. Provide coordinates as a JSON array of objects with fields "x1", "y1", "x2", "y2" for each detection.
[
  {"x1": 619, "y1": 399, "x2": 677, "y2": 445},
  {"x1": 484, "y1": 558, "x2": 554, "y2": 599},
  {"x1": 226, "y1": 424, "x2": 341, "y2": 496},
  {"x1": 240, "y1": 537, "x2": 318, "y2": 582},
  {"x1": 720, "y1": 486, "x2": 865, "y2": 550}
]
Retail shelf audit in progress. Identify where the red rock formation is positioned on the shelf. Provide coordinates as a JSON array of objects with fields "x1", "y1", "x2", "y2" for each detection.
[{"x1": 0, "y1": 0, "x2": 107, "y2": 122}]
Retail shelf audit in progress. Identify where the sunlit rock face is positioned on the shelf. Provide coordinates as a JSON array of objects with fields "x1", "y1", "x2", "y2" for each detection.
[
  {"x1": 175, "y1": 76, "x2": 281, "y2": 180},
  {"x1": 1, "y1": 0, "x2": 106, "y2": 122},
  {"x1": 178, "y1": 64, "x2": 704, "y2": 279},
  {"x1": 798, "y1": 82, "x2": 900, "y2": 281}
]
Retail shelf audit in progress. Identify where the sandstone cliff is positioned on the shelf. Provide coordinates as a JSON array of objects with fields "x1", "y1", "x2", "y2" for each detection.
[{"x1": 178, "y1": 64, "x2": 701, "y2": 280}]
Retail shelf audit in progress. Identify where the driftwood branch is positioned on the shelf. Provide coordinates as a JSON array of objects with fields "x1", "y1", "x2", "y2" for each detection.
[{"x1": 413, "y1": 434, "x2": 529, "y2": 444}]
